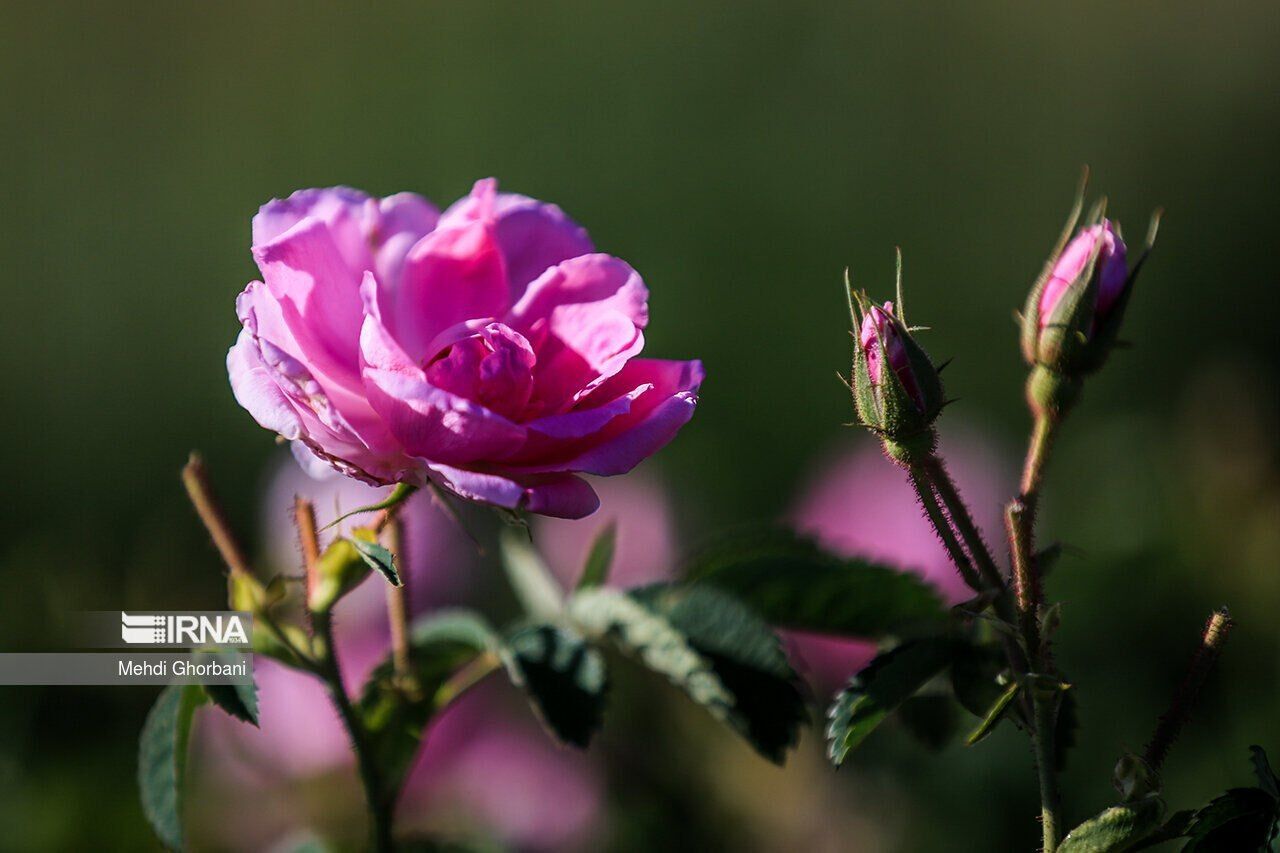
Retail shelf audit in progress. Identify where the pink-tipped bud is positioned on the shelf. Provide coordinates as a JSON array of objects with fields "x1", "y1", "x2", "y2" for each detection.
[
  {"x1": 1038, "y1": 221, "x2": 1129, "y2": 331},
  {"x1": 859, "y1": 302, "x2": 924, "y2": 410}
]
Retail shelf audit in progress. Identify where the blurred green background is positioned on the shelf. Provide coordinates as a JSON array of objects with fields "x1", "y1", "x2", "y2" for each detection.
[{"x1": 2, "y1": 2, "x2": 1277, "y2": 850}]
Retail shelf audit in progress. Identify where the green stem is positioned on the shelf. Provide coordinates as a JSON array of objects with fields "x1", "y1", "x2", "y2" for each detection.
[
  {"x1": 314, "y1": 613, "x2": 395, "y2": 852},
  {"x1": 1033, "y1": 694, "x2": 1063, "y2": 852},
  {"x1": 908, "y1": 467, "x2": 984, "y2": 595},
  {"x1": 1008, "y1": 412, "x2": 1064, "y2": 851},
  {"x1": 925, "y1": 455, "x2": 1006, "y2": 593}
]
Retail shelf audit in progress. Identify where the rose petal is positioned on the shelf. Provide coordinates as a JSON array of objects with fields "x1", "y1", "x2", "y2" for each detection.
[
  {"x1": 385, "y1": 218, "x2": 510, "y2": 363},
  {"x1": 441, "y1": 178, "x2": 595, "y2": 303},
  {"x1": 509, "y1": 254, "x2": 649, "y2": 413},
  {"x1": 426, "y1": 463, "x2": 600, "y2": 519}
]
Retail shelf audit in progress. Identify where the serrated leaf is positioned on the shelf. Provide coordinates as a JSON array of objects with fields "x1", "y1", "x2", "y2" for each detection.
[
  {"x1": 576, "y1": 522, "x2": 617, "y2": 590},
  {"x1": 499, "y1": 529, "x2": 564, "y2": 619},
  {"x1": 137, "y1": 684, "x2": 207, "y2": 850},
  {"x1": 350, "y1": 529, "x2": 399, "y2": 586},
  {"x1": 685, "y1": 529, "x2": 946, "y2": 638},
  {"x1": 569, "y1": 584, "x2": 806, "y2": 763},
  {"x1": 965, "y1": 680, "x2": 1022, "y2": 746},
  {"x1": 897, "y1": 695, "x2": 960, "y2": 752},
  {"x1": 1059, "y1": 793, "x2": 1165, "y2": 853},
  {"x1": 506, "y1": 624, "x2": 608, "y2": 747},
  {"x1": 1183, "y1": 787, "x2": 1280, "y2": 852},
  {"x1": 826, "y1": 639, "x2": 956, "y2": 766},
  {"x1": 1251, "y1": 746, "x2": 1280, "y2": 800},
  {"x1": 358, "y1": 610, "x2": 501, "y2": 789},
  {"x1": 200, "y1": 651, "x2": 258, "y2": 726}
]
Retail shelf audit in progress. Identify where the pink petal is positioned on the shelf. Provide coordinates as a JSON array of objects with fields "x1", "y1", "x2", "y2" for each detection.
[
  {"x1": 426, "y1": 463, "x2": 600, "y2": 519},
  {"x1": 441, "y1": 178, "x2": 595, "y2": 303},
  {"x1": 514, "y1": 358, "x2": 703, "y2": 476},
  {"x1": 384, "y1": 218, "x2": 511, "y2": 363},
  {"x1": 359, "y1": 292, "x2": 527, "y2": 467},
  {"x1": 508, "y1": 254, "x2": 649, "y2": 413}
]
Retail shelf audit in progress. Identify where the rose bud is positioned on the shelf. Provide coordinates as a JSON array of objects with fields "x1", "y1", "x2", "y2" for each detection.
[
  {"x1": 1022, "y1": 212, "x2": 1157, "y2": 380},
  {"x1": 228, "y1": 181, "x2": 703, "y2": 520},
  {"x1": 849, "y1": 295, "x2": 945, "y2": 465}
]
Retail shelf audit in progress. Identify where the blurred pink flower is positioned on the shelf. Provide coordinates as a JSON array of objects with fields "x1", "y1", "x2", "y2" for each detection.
[
  {"x1": 198, "y1": 455, "x2": 601, "y2": 850},
  {"x1": 533, "y1": 467, "x2": 678, "y2": 589},
  {"x1": 228, "y1": 182, "x2": 703, "y2": 519},
  {"x1": 787, "y1": 433, "x2": 1007, "y2": 692}
]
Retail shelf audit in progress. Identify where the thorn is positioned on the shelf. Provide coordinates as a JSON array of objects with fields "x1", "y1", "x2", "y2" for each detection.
[
  {"x1": 1012, "y1": 310, "x2": 1025, "y2": 327},
  {"x1": 935, "y1": 358, "x2": 954, "y2": 374},
  {"x1": 836, "y1": 370, "x2": 851, "y2": 389},
  {"x1": 907, "y1": 325, "x2": 931, "y2": 332}
]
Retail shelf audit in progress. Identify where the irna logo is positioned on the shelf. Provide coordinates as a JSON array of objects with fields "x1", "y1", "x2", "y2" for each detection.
[{"x1": 120, "y1": 612, "x2": 250, "y2": 646}]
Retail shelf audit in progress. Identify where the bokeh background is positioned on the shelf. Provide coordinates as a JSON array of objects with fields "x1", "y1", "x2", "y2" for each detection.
[{"x1": 2, "y1": 2, "x2": 1278, "y2": 850}]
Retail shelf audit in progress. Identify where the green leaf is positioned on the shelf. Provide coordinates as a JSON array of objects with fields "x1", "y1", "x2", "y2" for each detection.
[
  {"x1": 506, "y1": 623, "x2": 608, "y2": 747},
  {"x1": 350, "y1": 529, "x2": 399, "y2": 586},
  {"x1": 897, "y1": 695, "x2": 960, "y2": 752},
  {"x1": 499, "y1": 528, "x2": 564, "y2": 619},
  {"x1": 1127, "y1": 811, "x2": 1194, "y2": 851},
  {"x1": 965, "y1": 680, "x2": 1021, "y2": 746},
  {"x1": 1182, "y1": 787, "x2": 1280, "y2": 852},
  {"x1": 569, "y1": 584, "x2": 806, "y2": 763},
  {"x1": 200, "y1": 652, "x2": 258, "y2": 726},
  {"x1": 685, "y1": 529, "x2": 946, "y2": 638},
  {"x1": 137, "y1": 684, "x2": 207, "y2": 850},
  {"x1": 1251, "y1": 745, "x2": 1280, "y2": 800},
  {"x1": 1058, "y1": 793, "x2": 1166, "y2": 853},
  {"x1": 576, "y1": 522, "x2": 617, "y2": 590},
  {"x1": 358, "y1": 610, "x2": 501, "y2": 789},
  {"x1": 826, "y1": 639, "x2": 956, "y2": 766}
]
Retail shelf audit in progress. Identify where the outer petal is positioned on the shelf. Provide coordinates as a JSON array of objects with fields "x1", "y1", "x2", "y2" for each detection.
[
  {"x1": 228, "y1": 327, "x2": 400, "y2": 484},
  {"x1": 426, "y1": 463, "x2": 600, "y2": 519},
  {"x1": 253, "y1": 218, "x2": 367, "y2": 375},
  {"x1": 512, "y1": 358, "x2": 703, "y2": 476},
  {"x1": 509, "y1": 254, "x2": 649, "y2": 413},
  {"x1": 440, "y1": 178, "x2": 594, "y2": 303},
  {"x1": 382, "y1": 218, "x2": 510, "y2": 363},
  {"x1": 253, "y1": 187, "x2": 378, "y2": 278}
]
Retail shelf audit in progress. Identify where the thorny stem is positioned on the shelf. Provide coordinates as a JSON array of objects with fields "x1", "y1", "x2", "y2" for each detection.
[
  {"x1": 383, "y1": 516, "x2": 413, "y2": 685},
  {"x1": 181, "y1": 454, "x2": 254, "y2": 583},
  {"x1": 1007, "y1": 413, "x2": 1063, "y2": 852},
  {"x1": 182, "y1": 454, "x2": 313, "y2": 668},
  {"x1": 1143, "y1": 608, "x2": 1233, "y2": 773},
  {"x1": 908, "y1": 467, "x2": 984, "y2": 595},
  {"x1": 924, "y1": 455, "x2": 1006, "y2": 594},
  {"x1": 313, "y1": 611, "x2": 396, "y2": 852},
  {"x1": 294, "y1": 497, "x2": 321, "y2": 632}
]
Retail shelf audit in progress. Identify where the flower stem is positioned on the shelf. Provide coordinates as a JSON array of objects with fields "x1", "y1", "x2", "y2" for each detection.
[
  {"x1": 908, "y1": 467, "x2": 984, "y2": 595},
  {"x1": 1033, "y1": 695, "x2": 1063, "y2": 852},
  {"x1": 924, "y1": 455, "x2": 1005, "y2": 593},
  {"x1": 383, "y1": 516, "x2": 413, "y2": 686},
  {"x1": 313, "y1": 611, "x2": 396, "y2": 852},
  {"x1": 1007, "y1": 413, "x2": 1063, "y2": 851},
  {"x1": 1143, "y1": 608, "x2": 1233, "y2": 773}
]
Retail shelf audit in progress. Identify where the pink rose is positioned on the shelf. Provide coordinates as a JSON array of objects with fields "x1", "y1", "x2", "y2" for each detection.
[
  {"x1": 229, "y1": 180, "x2": 703, "y2": 519},
  {"x1": 1038, "y1": 220, "x2": 1129, "y2": 330}
]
